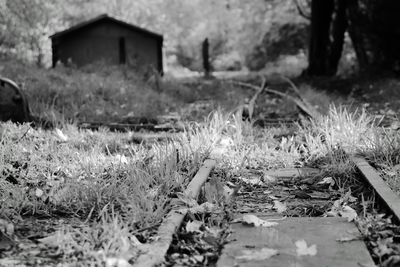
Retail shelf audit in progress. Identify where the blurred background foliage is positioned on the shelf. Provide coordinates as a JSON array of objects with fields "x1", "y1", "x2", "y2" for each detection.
[{"x1": 0, "y1": 0, "x2": 309, "y2": 72}]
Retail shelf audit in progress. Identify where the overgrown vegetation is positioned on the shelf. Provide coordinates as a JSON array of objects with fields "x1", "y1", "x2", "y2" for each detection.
[
  {"x1": 0, "y1": 111, "x2": 226, "y2": 264},
  {"x1": 1, "y1": 58, "x2": 181, "y2": 123},
  {"x1": 2, "y1": 91, "x2": 400, "y2": 265}
]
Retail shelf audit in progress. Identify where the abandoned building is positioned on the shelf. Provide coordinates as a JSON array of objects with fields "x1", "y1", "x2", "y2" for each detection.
[{"x1": 50, "y1": 14, "x2": 163, "y2": 73}]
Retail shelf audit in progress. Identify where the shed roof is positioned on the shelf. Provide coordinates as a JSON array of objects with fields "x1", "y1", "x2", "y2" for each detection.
[{"x1": 50, "y1": 14, "x2": 163, "y2": 41}]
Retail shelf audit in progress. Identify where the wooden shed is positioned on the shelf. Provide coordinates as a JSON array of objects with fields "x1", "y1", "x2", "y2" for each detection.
[{"x1": 50, "y1": 14, "x2": 163, "y2": 73}]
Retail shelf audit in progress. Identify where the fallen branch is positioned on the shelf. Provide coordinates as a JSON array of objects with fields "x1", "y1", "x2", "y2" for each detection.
[
  {"x1": 233, "y1": 81, "x2": 318, "y2": 119},
  {"x1": 247, "y1": 77, "x2": 267, "y2": 120}
]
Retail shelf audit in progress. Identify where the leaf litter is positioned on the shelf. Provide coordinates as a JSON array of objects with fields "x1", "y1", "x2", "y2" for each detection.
[{"x1": 273, "y1": 200, "x2": 287, "y2": 213}]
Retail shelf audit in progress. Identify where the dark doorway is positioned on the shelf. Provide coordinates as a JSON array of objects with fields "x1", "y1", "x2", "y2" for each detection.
[{"x1": 119, "y1": 37, "x2": 126, "y2": 64}]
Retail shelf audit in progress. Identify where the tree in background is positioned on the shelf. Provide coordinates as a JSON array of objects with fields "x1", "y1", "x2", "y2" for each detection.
[
  {"x1": 304, "y1": 0, "x2": 400, "y2": 76},
  {"x1": 246, "y1": 1, "x2": 308, "y2": 71},
  {"x1": 0, "y1": 0, "x2": 65, "y2": 66},
  {"x1": 304, "y1": 0, "x2": 347, "y2": 76}
]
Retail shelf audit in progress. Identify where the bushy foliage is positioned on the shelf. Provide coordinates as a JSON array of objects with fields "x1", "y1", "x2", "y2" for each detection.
[
  {"x1": 245, "y1": 2, "x2": 309, "y2": 71},
  {"x1": 0, "y1": 0, "x2": 308, "y2": 71}
]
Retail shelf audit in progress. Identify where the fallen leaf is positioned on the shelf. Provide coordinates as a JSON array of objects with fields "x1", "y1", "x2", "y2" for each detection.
[
  {"x1": 239, "y1": 176, "x2": 263, "y2": 186},
  {"x1": 343, "y1": 190, "x2": 357, "y2": 203},
  {"x1": 269, "y1": 195, "x2": 279, "y2": 200},
  {"x1": 295, "y1": 240, "x2": 317, "y2": 256},
  {"x1": 223, "y1": 185, "x2": 234, "y2": 198},
  {"x1": 263, "y1": 174, "x2": 276, "y2": 183},
  {"x1": 35, "y1": 188, "x2": 44, "y2": 198},
  {"x1": 336, "y1": 229, "x2": 362, "y2": 242},
  {"x1": 186, "y1": 220, "x2": 203, "y2": 233},
  {"x1": 236, "y1": 247, "x2": 278, "y2": 261},
  {"x1": 325, "y1": 200, "x2": 357, "y2": 221},
  {"x1": 273, "y1": 200, "x2": 287, "y2": 213},
  {"x1": 226, "y1": 181, "x2": 236, "y2": 187},
  {"x1": 38, "y1": 231, "x2": 74, "y2": 247},
  {"x1": 375, "y1": 237, "x2": 393, "y2": 257},
  {"x1": 242, "y1": 214, "x2": 278, "y2": 227},
  {"x1": 130, "y1": 236, "x2": 143, "y2": 246},
  {"x1": 0, "y1": 219, "x2": 14, "y2": 236},
  {"x1": 317, "y1": 177, "x2": 335, "y2": 186},
  {"x1": 308, "y1": 191, "x2": 331, "y2": 200},
  {"x1": 340, "y1": 205, "x2": 357, "y2": 222},
  {"x1": 205, "y1": 226, "x2": 222, "y2": 237},
  {"x1": 193, "y1": 255, "x2": 204, "y2": 262},
  {"x1": 115, "y1": 154, "x2": 129, "y2": 164},
  {"x1": 105, "y1": 257, "x2": 130, "y2": 267}
]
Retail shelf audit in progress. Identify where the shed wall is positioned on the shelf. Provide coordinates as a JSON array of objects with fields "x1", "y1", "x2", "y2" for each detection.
[{"x1": 54, "y1": 20, "x2": 161, "y2": 71}]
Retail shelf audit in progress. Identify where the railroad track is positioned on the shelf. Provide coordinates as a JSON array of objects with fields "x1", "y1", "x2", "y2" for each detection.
[{"x1": 130, "y1": 81, "x2": 400, "y2": 267}]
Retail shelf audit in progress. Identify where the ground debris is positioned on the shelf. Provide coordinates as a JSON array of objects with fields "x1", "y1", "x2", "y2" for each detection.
[{"x1": 164, "y1": 217, "x2": 230, "y2": 267}]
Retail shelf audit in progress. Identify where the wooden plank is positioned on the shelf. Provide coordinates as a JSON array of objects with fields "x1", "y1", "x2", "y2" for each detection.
[
  {"x1": 218, "y1": 216, "x2": 375, "y2": 267},
  {"x1": 185, "y1": 159, "x2": 216, "y2": 199},
  {"x1": 351, "y1": 156, "x2": 400, "y2": 222},
  {"x1": 133, "y1": 159, "x2": 216, "y2": 267}
]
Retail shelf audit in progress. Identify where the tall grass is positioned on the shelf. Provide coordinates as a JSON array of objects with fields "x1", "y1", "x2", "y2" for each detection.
[
  {"x1": 1, "y1": 59, "x2": 181, "y2": 123},
  {"x1": 301, "y1": 106, "x2": 375, "y2": 154},
  {"x1": 0, "y1": 110, "x2": 228, "y2": 264}
]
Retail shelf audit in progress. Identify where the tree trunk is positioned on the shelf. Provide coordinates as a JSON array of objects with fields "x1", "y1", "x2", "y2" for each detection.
[
  {"x1": 327, "y1": 0, "x2": 348, "y2": 74},
  {"x1": 306, "y1": 0, "x2": 334, "y2": 76},
  {"x1": 346, "y1": 0, "x2": 369, "y2": 71}
]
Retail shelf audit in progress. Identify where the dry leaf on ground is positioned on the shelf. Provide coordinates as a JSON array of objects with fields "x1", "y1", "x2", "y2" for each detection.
[
  {"x1": 38, "y1": 231, "x2": 74, "y2": 247},
  {"x1": 263, "y1": 174, "x2": 277, "y2": 183},
  {"x1": 295, "y1": 239, "x2": 317, "y2": 256},
  {"x1": 186, "y1": 220, "x2": 203, "y2": 233},
  {"x1": 130, "y1": 236, "x2": 143, "y2": 246},
  {"x1": 105, "y1": 257, "x2": 130, "y2": 267},
  {"x1": 340, "y1": 205, "x2": 358, "y2": 222},
  {"x1": 35, "y1": 188, "x2": 44, "y2": 198},
  {"x1": 326, "y1": 199, "x2": 358, "y2": 222},
  {"x1": 273, "y1": 200, "x2": 287, "y2": 213},
  {"x1": 239, "y1": 176, "x2": 263, "y2": 186},
  {"x1": 375, "y1": 237, "x2": 394, "y2": 257},
  {"x1": 336, "y1": 229, "x2": 362, "y2": 242},
  {"x1": 0, "y1": 219, "x2": 14, "y2": 236},
  {"x1": 317, "y1": 177, "x2": 335, "y2": 186}
]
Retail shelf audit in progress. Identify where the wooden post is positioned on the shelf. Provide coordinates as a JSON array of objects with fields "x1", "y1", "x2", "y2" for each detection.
[{"x1": 202, "y1": 38, "x2": 210, "y2": 78}]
